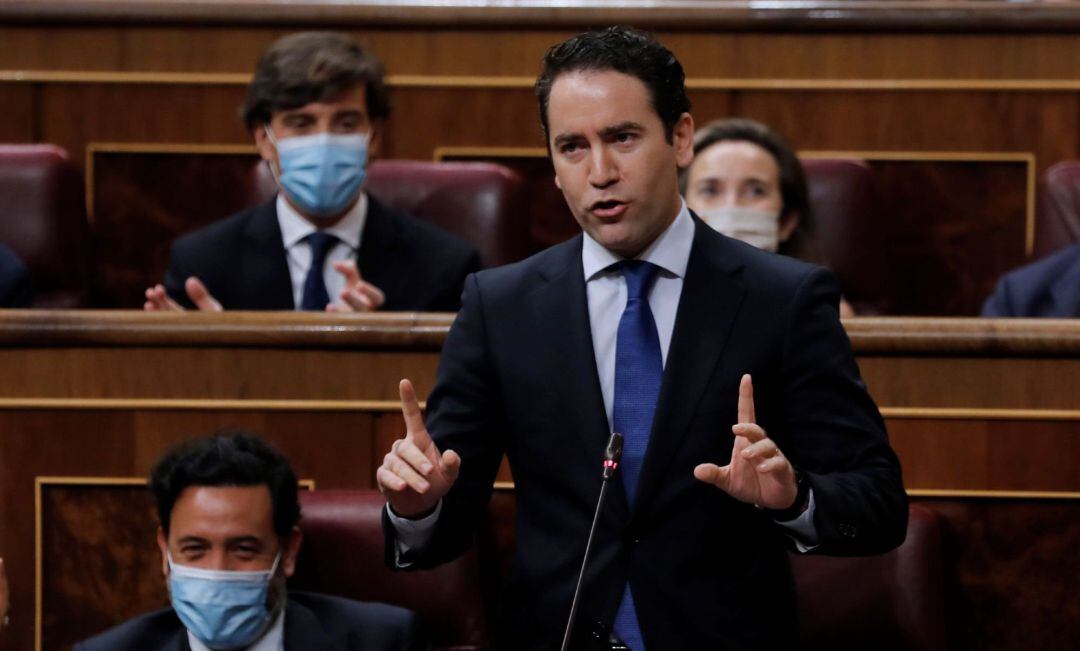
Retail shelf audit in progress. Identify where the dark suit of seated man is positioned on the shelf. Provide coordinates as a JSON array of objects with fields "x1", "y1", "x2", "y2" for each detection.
[
  {"x1": 144, "y1": 32, "x2": 480, "y2": 313},
  {"x1": 981, "y1": 243, "x2": 1080, "y2": 317},
  {"x1": 0, "y1": 243, "x2": 33, "y2": 308},
  {"x1": 76, "y1": 432, "x2": 428, "y2": 651}
]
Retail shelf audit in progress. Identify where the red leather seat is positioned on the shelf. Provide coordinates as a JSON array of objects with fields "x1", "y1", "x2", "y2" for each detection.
[
  {"x1": 1034, "y1": 160, "x2": 1080, "y2": 258},
  {"x1": 293, "y1": 490, "x2": 944, "y2": 651},
  {"x1": 292, "y1": 490, "x2": 489, "y2": 651},
  {"x1": 0, "y1": 144, "x2": 90, "y2": 307},
  {"x1": 252, "y1": 160, "x2": 530, "y2": 268},
  {"x1": 801, "y1": 158, "x2": 894, "y2": 315},
  {"x1": 790, "y1": 504, "x2": 947, "y2": 651}
]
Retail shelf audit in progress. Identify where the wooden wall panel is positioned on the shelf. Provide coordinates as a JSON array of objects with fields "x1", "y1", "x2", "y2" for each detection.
[
  {"x1": 0, "y1": 86, "x2": 34, "y2": 142},
  {"x1": 889, "y1": 418, "x2": 1079, "y2": 491}
]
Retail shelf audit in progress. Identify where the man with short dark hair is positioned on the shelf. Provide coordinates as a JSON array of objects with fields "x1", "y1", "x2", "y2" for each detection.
[
  {"x1": 144, "y1": 32, "x2": 480, "y2": 312},
  {"x1": 76, "y1": 432, "x2": 428, "y2": 651},
  {"x1": 379, "y1": 26, "x2": 907, "y2": 650}
]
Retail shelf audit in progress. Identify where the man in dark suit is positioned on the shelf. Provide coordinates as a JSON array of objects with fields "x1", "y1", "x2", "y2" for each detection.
[
  {"x1": 378, "y1": 27, "x2": 907, "y2": 650},
  {"x1": 0, "y1": 243, "x2": 33, "y2": 308},
  {"x1": 981, "y1": 243, "x2": 1080, "y2": 317},
  {"x1": 76, "y1": 432, "x2": 427, "y2": 651},
  {"x1": 144, "y1": 32, "x2": 479, "y2": 313}
]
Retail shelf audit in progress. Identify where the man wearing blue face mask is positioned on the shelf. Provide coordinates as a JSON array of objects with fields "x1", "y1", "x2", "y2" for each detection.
[
  {"x1": 144, "y1": 32, "x2": 481, "y2": 312},
  {"x1": 75, "y1": 432, "x2": 428, "y2": 651}
]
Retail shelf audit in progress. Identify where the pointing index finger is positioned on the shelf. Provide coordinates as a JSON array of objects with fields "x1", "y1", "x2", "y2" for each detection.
[
  {"x1": 399, "y1": 379, "x2": 433, "y2": 448},
  {"x1": 738, "y1": 373, "x2": 756, "y2": 424}
]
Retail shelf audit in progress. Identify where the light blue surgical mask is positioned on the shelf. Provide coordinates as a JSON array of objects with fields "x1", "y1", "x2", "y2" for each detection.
[
  {"x1": 266, "y1": 127, "x2": 368, "y2": 218},
  {"x1": 168, "y1": 552, "x2": 280, "y2": 650}
]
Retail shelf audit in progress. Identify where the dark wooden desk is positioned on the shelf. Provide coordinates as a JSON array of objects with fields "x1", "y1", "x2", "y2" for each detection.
[{"x1": 0, "y1": 312, "x2": 1075, "y2": 650}]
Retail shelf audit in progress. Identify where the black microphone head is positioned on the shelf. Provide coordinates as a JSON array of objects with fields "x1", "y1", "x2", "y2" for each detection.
[{"x1": 602, "y1": 432, "x2": 623, "y2": 479}]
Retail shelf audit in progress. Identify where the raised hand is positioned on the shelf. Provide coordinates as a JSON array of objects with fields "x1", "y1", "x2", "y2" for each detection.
[
  {"x1": 377, "y1": 379, "x2": 460, "y2": 518},
  {"x1": 328, "y1": 260, "x2": 385, "y2": 312},
  {"x1": 143, "y1": 277, "x2": 222, "y2": 311},
  {"x1": 693, "y1": 374, "x2": 800, "y2": 511}
]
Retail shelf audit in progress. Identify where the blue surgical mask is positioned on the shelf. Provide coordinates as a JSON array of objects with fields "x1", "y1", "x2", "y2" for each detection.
[
  {"x1": 266, "y1": 127, "x2": 368, "y2": 218},
  {"x1": 168, "y1": 552, "x2": 280, "y2": 650}
]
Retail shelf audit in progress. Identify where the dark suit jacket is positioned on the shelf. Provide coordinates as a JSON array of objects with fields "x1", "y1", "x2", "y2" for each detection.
[
  {"x1": 73, "y1": 592, "x2": 429, "y2": 651},
  {"x1": 387, "y1": 218, "x2": 907, "y2": 650},
  {"x1": 981, "y1": 244, "x2": 1080, "y2": 317},
  {"x1": 164, "y1": 196, "x2": 481, "y2": 311},
  {"x1": 0, "y1": 243, "x2": 33, "y2": 307}
]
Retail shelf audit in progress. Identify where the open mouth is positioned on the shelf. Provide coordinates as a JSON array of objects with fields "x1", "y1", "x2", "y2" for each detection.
[{"x1": 590, "y1": 199, "x2": 627, "y2": 218}]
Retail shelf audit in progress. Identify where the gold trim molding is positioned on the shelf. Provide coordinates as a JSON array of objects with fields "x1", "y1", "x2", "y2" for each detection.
[
  {"x1": 0, "y1": 398, "x2": 410, "y2": 411},
  {"x1": 7, "y1": 71, "x2": 1080, "y2": 92},
  {"x1": 880, "y1": 407, "x2": 1080, "y2": 421}
]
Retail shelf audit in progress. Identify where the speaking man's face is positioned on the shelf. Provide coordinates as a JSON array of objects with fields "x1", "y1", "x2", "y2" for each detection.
[{"x1": 547, "y1": 69, "x2": 693, "y2": 259}]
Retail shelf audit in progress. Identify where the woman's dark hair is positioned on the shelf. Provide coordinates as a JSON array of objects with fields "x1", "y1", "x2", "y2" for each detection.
[
  {"x1": 535, "y1": 26, "x2": 691, "y2": 144},
  {"x1": 682, "y1": 118, "x2": 821, "y2": 261},
  {"x1": 150, "y1": 431, "x2": 301, "y2": 538},
  {"x1": 241, "y1": 31, "x2": 391, "y2": 130}
]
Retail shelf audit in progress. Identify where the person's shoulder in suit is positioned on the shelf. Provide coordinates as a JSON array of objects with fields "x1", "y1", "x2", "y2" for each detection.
[
  {"x1": 0, "y1": 242, "x2": 33, "y2": 307},
  {"x1": 366, "y1": 197, "x2": 481, "y2": 311},
  {"x1": 981, "y1": 243, "x2": 1080, "y2": 317},
  {"x1": 287, "y1": 592, "x2": 430, "y2": 651},
  {"x1": 73, "y1": 607, "x2": 185, "y2": 651},
  {"x1": 167, "y1": 201, "x2": 276, "y2": 281}
]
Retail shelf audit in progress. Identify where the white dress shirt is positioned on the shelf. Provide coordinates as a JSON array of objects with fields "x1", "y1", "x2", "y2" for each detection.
[
  {"x1": 276, "y1": 193, "x2": 367, "y2": 310},
  {"x1": 390, "y1": 200, "x2": 817, "y2": 551},
  {"x1": 187, "y1": 608, "x2": 284, "y2": 651}
]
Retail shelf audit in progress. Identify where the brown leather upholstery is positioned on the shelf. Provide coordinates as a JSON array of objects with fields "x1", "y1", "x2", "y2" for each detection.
[
  {"x1": 292, "y1": 490, "x2": 488, "y2": 651},
  {"x1": 251, "y1": 160, "x2": 530, "y2": 268},
  {"x1": 1034, "y1": 160, "x2": 1080, "y2": 258},
  {"x1": 0, "y1": 144, "x2": 89, "y2": 307},
  {"x1": 293, "y1": 491, "x2": 944, "y2": 651},
  {"x1": 801, "y1": 158, "x2": 894, "y2": 315},
  {"x1": 790, "y1": 504, "x2": 947, "y2": 651}
]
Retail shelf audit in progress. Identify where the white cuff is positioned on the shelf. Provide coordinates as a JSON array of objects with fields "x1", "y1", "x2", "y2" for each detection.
[
  {"x1": 386, "y1": 501, "x2": 442, "y2": 566},
  {"x1": 773, "y1": 489, "x2": 820, "y2": 553}
]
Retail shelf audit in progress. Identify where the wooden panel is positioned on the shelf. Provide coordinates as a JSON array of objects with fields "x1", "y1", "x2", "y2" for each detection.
[
  {"x1": 0, "y1": 85, "x2": 34, "y2": 142},
  {"x1": 89, "y1": 148, "x2": 262, "y2": 307},
  {"x1": 889, "y1": 418, "x2": 1080, "y2": 492}
]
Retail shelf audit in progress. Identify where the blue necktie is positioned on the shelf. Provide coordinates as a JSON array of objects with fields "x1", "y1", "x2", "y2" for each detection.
[
  {"x1": 300, "y1": 231, "x2": 337, "y2": 311},
  {"x1": 610, "y1": 260, "x2": 662, "y2": 651}
]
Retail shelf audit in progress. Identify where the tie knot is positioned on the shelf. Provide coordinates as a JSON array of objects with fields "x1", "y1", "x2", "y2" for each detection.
[
  {"x1": 619, "y1": 260, "x2": 659, "y2": 300},
  {"x1": 307, "y1": 231, "x2": 338, "y2": 263}
]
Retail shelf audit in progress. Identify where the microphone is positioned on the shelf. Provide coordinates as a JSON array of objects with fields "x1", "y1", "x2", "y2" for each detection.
[{"x1": 561, "y1": 432, "x2": 624, "y2": 651}]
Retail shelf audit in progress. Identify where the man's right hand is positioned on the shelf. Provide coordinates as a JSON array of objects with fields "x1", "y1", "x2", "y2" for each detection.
[
  {"x1": 143, "y1": 277, "x2": 223, "y2": 311},
  {"x1": 377, "y1": 379, "x2": 460, "y2": 518}
]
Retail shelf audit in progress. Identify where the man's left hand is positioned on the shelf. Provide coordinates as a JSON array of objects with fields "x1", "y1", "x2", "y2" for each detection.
[
  {"x1": 328, "y1": 260, "x2": 386, "y2": 312},
  {"x1": 694, "y1": 374, "x2": 801, "y2": 511}
]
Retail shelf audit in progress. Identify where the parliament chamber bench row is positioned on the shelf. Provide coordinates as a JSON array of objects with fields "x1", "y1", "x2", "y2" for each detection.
[
  {"x1": 0, "y1": 311, "x2": 1076, "y2": 651},
  {"x1": 3, "y1": 143, "x2": 1080, "y2": 314}
]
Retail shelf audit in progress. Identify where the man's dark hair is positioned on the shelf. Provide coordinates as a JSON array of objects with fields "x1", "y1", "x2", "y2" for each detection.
[
  {"x1": 535, "y1": 26, "x2": 691, "y2": 144},
  {"x1": 150, "y1": 431, "x2": 301, "y2": 538},
  {"x1": 241, "y1": 31, "x2": 391, "y2": 130}
]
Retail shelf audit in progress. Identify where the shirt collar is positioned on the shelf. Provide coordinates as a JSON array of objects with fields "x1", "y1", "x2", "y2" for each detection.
[
  {"x1": 187, "y1": 606, "x2": 285, "y2": 651},
  {"x1": 276, "y1": 192, "x2": 367, "y2": 251},
  {"x1": 582, "y1": 198, "x2": 694, "y2": 281}
]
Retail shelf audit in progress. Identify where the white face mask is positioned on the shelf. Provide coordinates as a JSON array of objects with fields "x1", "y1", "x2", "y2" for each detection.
[{"x1": 698, "y1": 206, "x2": 781, "y2": 252}]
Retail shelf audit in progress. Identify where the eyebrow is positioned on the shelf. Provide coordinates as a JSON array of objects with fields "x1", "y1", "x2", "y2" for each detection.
[{"x1": 598, "y1": 121, "x2": 645, "y2": 138}]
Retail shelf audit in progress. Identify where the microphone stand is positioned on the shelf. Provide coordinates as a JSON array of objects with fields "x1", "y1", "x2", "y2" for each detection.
[{"x1": 560, "y1": 432, "x2": 624, "y2": 651}]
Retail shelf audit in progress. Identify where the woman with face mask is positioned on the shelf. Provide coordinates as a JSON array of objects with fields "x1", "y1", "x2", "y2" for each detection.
[{"x1": 681, "y1": 118, "x2": 855, "y2": 317}]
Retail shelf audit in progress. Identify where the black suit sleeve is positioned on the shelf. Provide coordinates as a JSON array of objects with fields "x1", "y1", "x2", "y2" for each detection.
[
  {"x1": 383, "y1": 273, "x2": 506, "y2": 568},
  {"x1": 777, "y1": 266, "x2": 908, "y2": 554},
  {"x1": 163, "y1": 241, "x2": 198, "y2": 310}
]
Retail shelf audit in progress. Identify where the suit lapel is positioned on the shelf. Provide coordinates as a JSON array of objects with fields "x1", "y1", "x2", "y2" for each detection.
[
  {"x1": 241, "y1": 199, "x2": 295, "y2": 310},
  {"x1": 356, "y1": 197, "x2": 404, "y2": 301},
  {"x1": 633, "y1": 221, "x2": 746, "y2": 515},
  {"x1": 283, "y1": 599, "x2": 335, "y2": 651},
  {"x1": 1049, "y1": 249, "x2": 1080, "y2": 317},
  {"x1": 531, "y1": 236, "x2": 630, "y2": 519}
]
